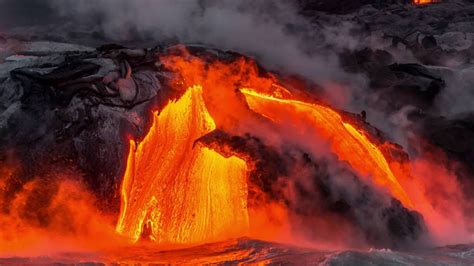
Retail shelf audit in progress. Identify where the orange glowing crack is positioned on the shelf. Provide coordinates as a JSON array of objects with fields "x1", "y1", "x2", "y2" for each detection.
[
  {"x1": 116, "y1": 85, "x2": 249, "y2": 244},
  {"x1": 240, "y1": 88, "x2": 413, "y2": 208}
]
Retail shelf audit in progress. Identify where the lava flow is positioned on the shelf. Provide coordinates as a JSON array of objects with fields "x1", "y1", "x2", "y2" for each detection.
[
  {"x1": 116, "y1": 49, "x2": 420, "y2": 245},
  {"x1": 240, "y1": 88, "x2": 413, "y2": 208},
  {"x1": 116, "y1": 85, "x2": 249, "y2": 244}
]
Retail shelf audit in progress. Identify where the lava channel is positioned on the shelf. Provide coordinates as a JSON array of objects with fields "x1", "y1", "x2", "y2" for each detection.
[
  {"x1": 116, "y1": 85, "x2": 249, "y2": 244},
  {"x1": 240, "y1": 88, "x2": 413, "y2": 208}
]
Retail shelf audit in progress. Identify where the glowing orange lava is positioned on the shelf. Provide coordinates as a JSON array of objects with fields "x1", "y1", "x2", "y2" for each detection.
[
  {"x1": 117, "y1": 49, "x2": 416, "y2": 245},
  {"x1": 413, "y1": 0, "x2": 439, "y2": 5},
  {"x1": 240, "y1": 88, "x2": 413, "y2": 208},
  {"x1": 116, "y1": 85, "x2": 249, "y2": 244}
]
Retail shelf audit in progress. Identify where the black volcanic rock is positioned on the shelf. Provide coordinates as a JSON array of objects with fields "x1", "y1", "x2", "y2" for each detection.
[
  {"x1": 340, "y1": 48, "x2": 446, "y2": 113},
  {"x1": 297, "y1": 0, "x2": 410, "y2": 15},
  {"x1": 0, "y1": 43, "x2": 165, "y2": 207}
]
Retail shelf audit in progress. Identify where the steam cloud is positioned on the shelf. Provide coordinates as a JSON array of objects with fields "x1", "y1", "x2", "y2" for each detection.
[
  {"x1": 47, "y1": 0, "x2": 474, "y2": 142},
  {"x1": 47, "y1": 0, "x2": 364, "y2": 97},
  {"x1": 2, "y1": 0, "x2": 473, "y2": 131}
]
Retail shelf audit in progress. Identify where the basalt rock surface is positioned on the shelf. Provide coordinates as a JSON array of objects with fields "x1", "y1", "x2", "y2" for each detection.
[{"x1": 0, "y1": 44, "x2": 166, "y2": 206}]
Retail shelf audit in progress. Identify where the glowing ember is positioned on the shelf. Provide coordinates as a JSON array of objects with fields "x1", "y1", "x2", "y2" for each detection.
[
  {"x1": 240, "y1": 88, "x2": 413, "y2": 208},
  {"x1": 413, "y1": 0, "x2": 439, "y2": 5},
  {"x1": 116, "y1": 85, "x2": 249, "y2": 244}
]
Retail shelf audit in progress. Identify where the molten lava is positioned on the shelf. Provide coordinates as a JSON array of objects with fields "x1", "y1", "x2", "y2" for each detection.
[
  {"x1": 413, "y1": 0, "x2": 439, "y2": 4},
  {"x1": 115, "y1": 49, "x2": 420, "y2": 245},
  {"x1": 239, "y1": 89, "x2": 413, "y2": 208},
  {"x1": 116, "y1": 85, "x2": 249, "y2": 244},
  {"x1": 113, "y1": 47, "x2": 474, "y2": 254}
]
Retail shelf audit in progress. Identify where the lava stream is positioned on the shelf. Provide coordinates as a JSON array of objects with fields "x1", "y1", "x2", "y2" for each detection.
[
  {"x1": 116, "y1": 85, "x2": 249, "y2": 244},
  {"x1": 240, "y1": 88, "x2": 413, "y2": 208},
  {"x1": 117, "y1": 51, "x2": 415, "y2": 245}
]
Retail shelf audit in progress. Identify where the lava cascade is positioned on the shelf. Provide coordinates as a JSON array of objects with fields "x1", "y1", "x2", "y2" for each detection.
[
  {"x1": 116, "y1": 85, "x2": 249, "y2": 244},
  {"x1": 160, "y1": 50, "x2": 412, "y2": 206},
  {"x1": 117, "y1": 49, "x2": 420, "y2": 245},
  {"x1": 240, "y1": 89, "x2": 412, "y2": 208}
]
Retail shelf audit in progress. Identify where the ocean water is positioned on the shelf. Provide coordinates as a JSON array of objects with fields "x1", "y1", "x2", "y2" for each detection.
[{"x1": 1, "y1": 238, "x2": 473, "y2": 265}]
